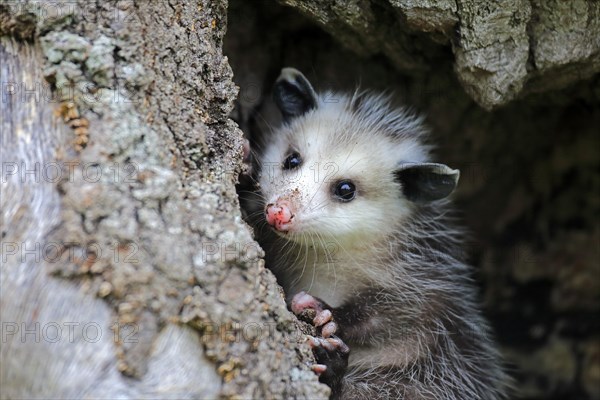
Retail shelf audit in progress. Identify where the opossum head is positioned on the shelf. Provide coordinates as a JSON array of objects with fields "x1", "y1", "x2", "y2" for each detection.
[{"x1": 259, "y1": 68, "x2": 459, "y2": 248}]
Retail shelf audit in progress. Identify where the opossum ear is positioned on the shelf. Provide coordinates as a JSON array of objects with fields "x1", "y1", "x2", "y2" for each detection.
[
  {"x1": 274, "y1": 67, "x2": 318, "y2": 121},
  {"x1": 395, "y1": 163, "x2": 460, "y2": 203}
]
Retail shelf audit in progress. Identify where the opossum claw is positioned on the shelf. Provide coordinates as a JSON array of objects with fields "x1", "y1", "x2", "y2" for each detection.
[{"x1": 311, "y1": 364, "x2": 328, "y2": 375}]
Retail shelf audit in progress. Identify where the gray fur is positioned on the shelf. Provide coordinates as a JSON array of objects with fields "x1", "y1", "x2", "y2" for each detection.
[{"x1": 249, "y1": 68, "x2": 510, "y2": 399}]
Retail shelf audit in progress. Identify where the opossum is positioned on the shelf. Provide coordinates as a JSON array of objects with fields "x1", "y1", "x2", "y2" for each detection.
[{"x1": 246, "y1": 68, "x2": 509, "y2": 399}]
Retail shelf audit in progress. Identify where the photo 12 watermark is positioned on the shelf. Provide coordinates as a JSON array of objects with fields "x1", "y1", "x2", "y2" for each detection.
[
  {"x1": 1, "y1": 241, "x2": 139, "y2": 264},
  {"x1": 1, "y1": 161, "x2": 140, "y2": 184},
  {"x1": 2, "y1": 321, "x2": 139, "y2": 344},
  {"x1": 2, "y1": 1, "x2": 136, "y2": 26},
  {"x1": 2, "y1": 72, "x2": 141, "y2": 103}
]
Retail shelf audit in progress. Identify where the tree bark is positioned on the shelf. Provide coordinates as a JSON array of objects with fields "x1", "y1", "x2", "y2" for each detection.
[
  {"x1": 0, "y1": 1, "x2": 327, "y2": 398},
  {"x1": 278, "y1": 0, "x2": 600, "y2": 109}
]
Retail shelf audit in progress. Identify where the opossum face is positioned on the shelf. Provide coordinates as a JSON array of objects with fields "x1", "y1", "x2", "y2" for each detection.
[
  {"x1": 260, "y1": 121, "x2": 409, "y2": 244},
  {"x1": 259, "y1": 68, "x2": 459, "y2": 248}
]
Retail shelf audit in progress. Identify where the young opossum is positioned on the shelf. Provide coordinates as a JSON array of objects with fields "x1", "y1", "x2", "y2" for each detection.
[{"x1": 247, "y1": 68, "x2": 509, "y2": 399}]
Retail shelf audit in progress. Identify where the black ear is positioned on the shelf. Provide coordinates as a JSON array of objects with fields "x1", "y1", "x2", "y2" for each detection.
[
  {"x1": 395, "y1": 163, "x2": 460, "y2": 203},
  {"x1": 273, "y1": 67, "x2": 318, "y2": 121}
]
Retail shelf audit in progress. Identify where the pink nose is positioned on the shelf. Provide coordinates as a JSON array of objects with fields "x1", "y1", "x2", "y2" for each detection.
[{"x1": 265, "y1": 200, "x2": 293, "y2": 231}]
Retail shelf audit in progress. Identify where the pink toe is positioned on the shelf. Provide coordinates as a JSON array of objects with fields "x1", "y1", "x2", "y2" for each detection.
[
  {"x1": 311, "y1": 364, "x2": 327, "y2": 375},
  {"x1": 320, "y1": 338, "x2": 336, "y2": 352},
  {"x1": 313, "y1": 309, "x2": 332, "y2": 327},
  {"x1": 321, "y1": 321, "x2": 337, "y2": 338},
  {"x1": 327, "y1": 337, "x2": 350, "y2": 354},
  {"x1": 306, "y1": 335, "x2": 319, "y2": 349},
  {"x1": 291, "y1": 291, "x2": 320, "y2": 315}
]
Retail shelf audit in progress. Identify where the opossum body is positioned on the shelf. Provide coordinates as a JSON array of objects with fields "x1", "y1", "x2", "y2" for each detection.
[{"x1": 249, "y1": 68, "x2": 509, "y2": 399}]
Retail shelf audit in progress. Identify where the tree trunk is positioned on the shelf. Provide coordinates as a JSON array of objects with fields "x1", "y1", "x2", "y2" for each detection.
[{"x1": 1, "y1": 1, "x2": 327, "y2": 398}]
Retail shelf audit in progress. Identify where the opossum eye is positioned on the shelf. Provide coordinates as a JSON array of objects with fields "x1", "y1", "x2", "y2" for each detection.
[
  {"x1": 333, "y1": 180, "x2": 356, "y2": 202},
  {"x1": 283, "y1": 152, "x2": 302, "y2": 170}
]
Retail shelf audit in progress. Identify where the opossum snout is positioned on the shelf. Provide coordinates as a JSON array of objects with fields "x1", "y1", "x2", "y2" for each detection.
[{"x1": 265, "y1": 200, "x2": 294, "y2": 232}]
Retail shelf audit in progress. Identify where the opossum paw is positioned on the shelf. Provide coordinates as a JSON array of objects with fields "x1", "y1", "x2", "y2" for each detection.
[
  {"x1": 292, "y1": 292, "x2": 349, "y2": 386},
  {"x1": 292, "y1": 291, "x2": 349, "y2": 385},
  {"x1": 291, "y1": 292, "x2": 339, "y2": 338},
  {"x1": 307, "y1": 335, "x2": 349, "y2": 390}
]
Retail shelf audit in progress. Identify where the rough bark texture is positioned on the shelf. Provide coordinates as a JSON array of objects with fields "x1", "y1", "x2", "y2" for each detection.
[
  {"x1": 1, "y1": 1, "x2": 327, "y2": 398},
  {"x1": 277, "y1": 0, "x2": 600, "y2": 110},
  {"x1": 225, "y1": 1, "x2": 599, "y2": 399}
]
